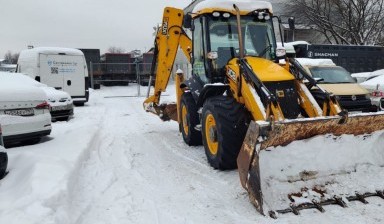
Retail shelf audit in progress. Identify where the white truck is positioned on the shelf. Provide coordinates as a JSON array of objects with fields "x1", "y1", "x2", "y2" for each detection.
[{"x1": 17, "y1": 47, "x2": 89, "y2": 106}]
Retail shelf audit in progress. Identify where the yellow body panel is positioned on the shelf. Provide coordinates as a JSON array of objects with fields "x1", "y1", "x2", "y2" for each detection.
[
  {"x1": 226, "y1": 58, "x2": 287, "y2": 121},
  {"x1": 244, "y1": 57, "x2": 295, "y2": 82}
]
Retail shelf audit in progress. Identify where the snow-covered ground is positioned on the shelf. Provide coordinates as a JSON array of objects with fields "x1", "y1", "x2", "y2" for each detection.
[{"x1": 1, "y1": 83, "x2": 384, "y2": 224}]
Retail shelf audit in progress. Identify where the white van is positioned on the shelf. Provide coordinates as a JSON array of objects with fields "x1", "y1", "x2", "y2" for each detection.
[{"x1": 17, "y1": 47, "x2": 89, "y2": 106}]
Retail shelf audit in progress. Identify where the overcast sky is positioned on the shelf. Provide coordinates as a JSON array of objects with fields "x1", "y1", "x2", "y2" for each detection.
[{"x1": 0, "y1": 0, "x2": 193, "y2": 58}]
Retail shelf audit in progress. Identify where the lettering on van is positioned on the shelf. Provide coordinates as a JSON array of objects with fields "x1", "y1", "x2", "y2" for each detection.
[{"x1": 47, "y1": 60, "x2": 78, "y2": 67}]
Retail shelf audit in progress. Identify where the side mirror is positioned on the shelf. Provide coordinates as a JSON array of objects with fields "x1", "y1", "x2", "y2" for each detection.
[
  {"x1": 288, "y1": 17, "x2": 295, "y2": 30},
  {"x1": 275, "y1": 46, "x2": 286, "y2": 60}
]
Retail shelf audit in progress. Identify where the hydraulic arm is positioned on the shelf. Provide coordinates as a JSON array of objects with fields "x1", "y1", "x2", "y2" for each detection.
[{"x1": 143, "y1": 7, "x2": 192, "y2": 121}]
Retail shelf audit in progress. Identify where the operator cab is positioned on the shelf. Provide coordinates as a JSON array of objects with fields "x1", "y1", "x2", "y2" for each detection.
[{"x1": 191, "y1": 2, "x2": 278, "y2": 84}]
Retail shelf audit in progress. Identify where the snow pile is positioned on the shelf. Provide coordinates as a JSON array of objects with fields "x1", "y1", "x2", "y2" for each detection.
[{"x1": 260, "y1": 130, "x2": 384, "y2": 211}]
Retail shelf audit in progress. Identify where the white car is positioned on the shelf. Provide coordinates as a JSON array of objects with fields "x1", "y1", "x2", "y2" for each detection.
[
  {"x1": 0, "y1": 72, "x2": 52, "y2": 146},
  {"x1": 360, "y1": 75, "x2": 384, "y2": 111},
  {"x1": 41, "y1": 86, "x2": 74, "y2": 121},
  {"x1": 352, "y1": 69, "x2": 384, "y2": 83},
  {"x1": 0, "y1": 73, "x2": 74, "y2": 121},
  {"x1": 0, "y1": 124, "x2": 7, "y2": 179}
]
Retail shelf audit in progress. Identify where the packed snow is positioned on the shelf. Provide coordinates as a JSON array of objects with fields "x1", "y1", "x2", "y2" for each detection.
[{"x1": 1, "y1": 83, "x2": 384, "y2": 224}]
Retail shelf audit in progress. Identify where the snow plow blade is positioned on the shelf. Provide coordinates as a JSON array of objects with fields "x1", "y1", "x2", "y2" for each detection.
[{"x1": 238, "y1": 112, "x2": 384, "y2": 218}]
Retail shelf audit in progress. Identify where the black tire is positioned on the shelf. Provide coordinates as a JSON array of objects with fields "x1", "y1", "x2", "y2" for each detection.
[
  {"x1": 202, "y1": 96, "x2": 250, "y2": 170},
  {"x1": 74, "y1": 102, "x2": 85, "y2": 107},
  {"x1": 0, "y1": 152, "x2": 8, "y2": 179},
  {"x1": 179, "y1": 92, "x2": 202, "y2": 146}
]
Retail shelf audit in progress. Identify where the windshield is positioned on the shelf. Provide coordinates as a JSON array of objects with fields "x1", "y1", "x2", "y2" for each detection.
[
  {"x1": 208, "y1": 15, "x2": 276, "y2": 67},
  {"x1": 310, "y1": 67, "x2": 356, "y2": 83}
]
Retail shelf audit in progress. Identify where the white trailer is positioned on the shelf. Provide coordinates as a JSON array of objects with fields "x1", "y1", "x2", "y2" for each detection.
[{"x1": 17, "y1": 47, "x2": 89, "y2": 106}]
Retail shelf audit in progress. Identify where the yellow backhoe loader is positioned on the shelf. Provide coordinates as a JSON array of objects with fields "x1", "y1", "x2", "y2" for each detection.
[{"x1": 143, "y1": 0, "x2": 384, "y2": 218}]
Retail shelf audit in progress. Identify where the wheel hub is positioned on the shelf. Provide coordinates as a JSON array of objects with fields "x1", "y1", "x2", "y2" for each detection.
[{"x1": 209, "y1": 126, "x2": 217, "y2": 142}]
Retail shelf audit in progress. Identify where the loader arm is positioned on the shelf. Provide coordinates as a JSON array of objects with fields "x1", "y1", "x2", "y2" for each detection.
[
  {"x1": 289, "y1": 58, "x2": 345, "y2": 117},
  {"x1": 143, "y1": 7, "x2": 192, "y2": 120}
]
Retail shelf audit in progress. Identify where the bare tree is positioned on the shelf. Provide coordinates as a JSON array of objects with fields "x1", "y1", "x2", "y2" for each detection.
[
  {"x1": 107, "y1": 46, "x2": 125, "y2": 53},
  {"x1": 3, "y1": 51, "x2": 19, "y2": 64},
  {"x1": 285, "y1": 0, "x2": 384, "y2": 45}
]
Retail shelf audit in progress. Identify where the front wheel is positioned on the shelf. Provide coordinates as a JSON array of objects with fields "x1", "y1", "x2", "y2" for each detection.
[{"x1": 202, "y1": 96, "x2": 250, "y2": 170}]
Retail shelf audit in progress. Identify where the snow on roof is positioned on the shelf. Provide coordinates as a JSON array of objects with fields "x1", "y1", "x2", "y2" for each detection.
[
  {"x1": 371, "y1": 69, "x2": 384, "y2": 77},
  {"x1": 295, "y1": 58, "x2": 335, "y2": 67},
  {"x1": 277, "y1": 42, "x2": 295, "y2": 54},
  {"x1": 193, "y1": 0, "x2": 273, "y2": 14},
  {"x1": 360, "y1": 74, "x2": 384, "y2": 91},
  {"x1": 0, "y1": 72, "x2": 46, "y2": 87},
  {"x1": 20, "y1": 47, "x2": 84, "y2": 57},
  {"x1": 352, "y1": 69, "x2": 384, "y2": 83},
  {"x1": 287, "y1": 40, "x2": 311, "y2": 46},
  {"x1": 0, "y1": 72, "x2": 47, "y2": 102}
]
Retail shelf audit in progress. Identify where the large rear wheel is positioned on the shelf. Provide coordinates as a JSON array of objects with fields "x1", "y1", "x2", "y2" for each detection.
[
  {"x1": 202, "y1": 96, "x2": 250, "y2": 170},
  {"x1": 179, "y1": 92, "x2": 202, "y2": 146}
]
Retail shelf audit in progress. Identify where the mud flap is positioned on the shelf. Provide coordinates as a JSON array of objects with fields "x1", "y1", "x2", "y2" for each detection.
[{"x1": 238, "y1": 112, "x2": 384, "y2": 216}]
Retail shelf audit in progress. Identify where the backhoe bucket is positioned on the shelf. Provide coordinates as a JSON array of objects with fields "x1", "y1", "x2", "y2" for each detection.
[
  {"x1": 238, "y1": 112, "x2": 384, "y2": 218},
  {"x1": 144, "y1": 100, "x2": 178, "y2": 122}
]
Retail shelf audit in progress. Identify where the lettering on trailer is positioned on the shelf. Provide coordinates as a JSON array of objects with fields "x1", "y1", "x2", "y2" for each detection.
[
  {"x1": 162, "y1": 17, "x2": 169, "y2": 35},
  {"x1": 308, "y1": 51, "x2": 339, "y2": 57}
]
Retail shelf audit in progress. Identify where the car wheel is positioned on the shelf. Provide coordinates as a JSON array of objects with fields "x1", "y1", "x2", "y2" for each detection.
[
  {"x1": 21, "y1": 137, "x2": 42, "y2": 146},
  {"x1": 0, "y1": 152, "x2": 7, "y2": 179}
]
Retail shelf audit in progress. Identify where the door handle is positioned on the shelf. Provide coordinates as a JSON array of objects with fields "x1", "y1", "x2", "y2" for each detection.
[{"x1": 67, "y1": 80, "x2": 71, "y2": 86}]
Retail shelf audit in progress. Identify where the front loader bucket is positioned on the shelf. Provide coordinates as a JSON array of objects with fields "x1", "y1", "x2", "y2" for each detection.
[{"x1": 238, "y1": 112, "x2": 384, "y2": 218}]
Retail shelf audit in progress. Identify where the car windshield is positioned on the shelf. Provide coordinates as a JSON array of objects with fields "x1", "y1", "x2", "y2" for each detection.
[{"x1": 309, "y1": 66, "x2": 356, "y2": 84}]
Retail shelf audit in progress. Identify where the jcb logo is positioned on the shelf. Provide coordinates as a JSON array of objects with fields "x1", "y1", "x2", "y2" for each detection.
[
  {"x1": 276, "y1": 90, "x2": 285, "y2": 98},
  {"x1": 162, "y1": 18, "x2": 169, "y2": 35}
]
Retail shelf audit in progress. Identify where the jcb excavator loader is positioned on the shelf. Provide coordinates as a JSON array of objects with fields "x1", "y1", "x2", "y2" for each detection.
[{"x1": 144, "y1": 0, "x2": 384, "y2": 218}]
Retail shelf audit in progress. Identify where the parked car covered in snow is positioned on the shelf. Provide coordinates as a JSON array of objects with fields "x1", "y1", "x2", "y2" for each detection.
[
  {"x1": 296, "y1": 58, "x2": 377, "y2": 112},
  {"x1": 360, "y1": 75, "x2": 384, "y2": 111},
  {"x1": 351, "y1": 69, "x2": 384, "y2": 83},
  {"x1": 0, "y1": 124, "x2": 8, "y2": 179},
  {"x1": 0, "y1": 72, "x2": 52, "y2": 146},
  {"x1": 0, "y1": 72, "x2": 74, "y2": 121}
]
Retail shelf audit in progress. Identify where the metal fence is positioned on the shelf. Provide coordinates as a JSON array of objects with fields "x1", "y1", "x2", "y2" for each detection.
[{"x1": 89, "y1": 61, "x2": 192, "y2": 96}]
